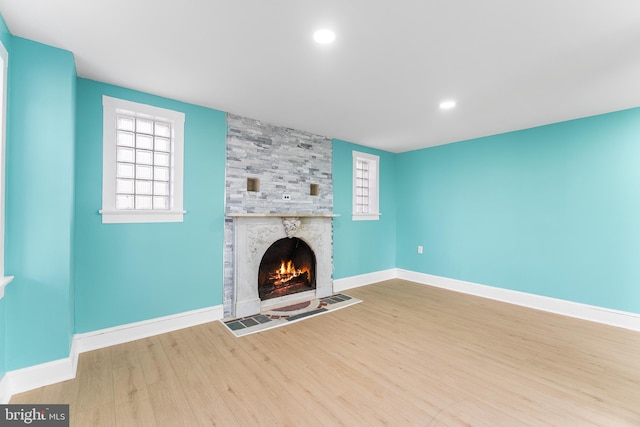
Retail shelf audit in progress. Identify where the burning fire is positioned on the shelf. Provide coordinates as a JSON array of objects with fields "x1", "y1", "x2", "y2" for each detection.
[{"x1": 269, "y1": 260, "x2": 307, "y2": 286}]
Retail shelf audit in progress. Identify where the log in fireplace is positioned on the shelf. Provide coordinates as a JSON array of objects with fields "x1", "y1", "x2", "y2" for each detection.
[{"x1": 258, "y1": 237, "x2": 316, "y2": 300}]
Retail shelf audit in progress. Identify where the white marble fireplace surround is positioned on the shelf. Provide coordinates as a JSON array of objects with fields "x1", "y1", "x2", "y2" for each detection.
[{"x1": 228, "y1": 213, "x2": 335, "y2": 318}]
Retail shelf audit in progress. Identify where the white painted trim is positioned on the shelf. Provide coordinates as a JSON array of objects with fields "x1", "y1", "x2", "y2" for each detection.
[
  {"x1": 101, "y1": 95, "x2": 185, "y2": 224},
  {"x1": 352, "y1": 213, "x2": 381, "y2": 221},
  {"x1": 0, "y1": 39, "x2": 8, "y2": 287},
  {"x1": 0, "y1": 374, "x2": 10, "y2": 404},
  {"x1": 352, "y1": 150, "x2": 380, "y2": 220},
  {"x1": 75, "y1": 304, "x2": 224, "y2": 353},
  {"x1": 396, "y1": 269, "x2": 640, "y2": 332},
  {"x1": 1, "y1": 350, "x2": 77, "y2": 402},
  {"x1": 0, "y1": 304, "x2": 223, "y2": 403},
  {"x1": 335, "y1": 269, "x2": 640, "y2": 331},
  {"x1": 333, "y1": 269, "x2": 397, "y2": 292},
  {"x1": 0, "y1": 275, "x2": 13, "y2": 299},
  {"x1": 98, "y1": 209, "x2": 186, "y2": 224},
  {"x1": 3, "y1": 269, "x2": 639, "y2": 403}
]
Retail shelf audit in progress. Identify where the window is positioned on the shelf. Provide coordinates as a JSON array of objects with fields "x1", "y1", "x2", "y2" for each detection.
[
  {"x1": 352, "y1": 151, "x2": 380, "y2": 221},
  {"x1": 0, "y1": 38, "x2": 12, "y2": 297},
  {"x1": 100, "y1": 96, "x2": 185, "y2": 223}
]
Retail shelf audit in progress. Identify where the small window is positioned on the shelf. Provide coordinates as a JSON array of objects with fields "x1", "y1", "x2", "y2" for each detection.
[
  {"x1": 100, "y1": 96, "x2": 185, "y2": 223},
  {"x1": 352, "y1": 151, "x2": 380, "y2": 221}
]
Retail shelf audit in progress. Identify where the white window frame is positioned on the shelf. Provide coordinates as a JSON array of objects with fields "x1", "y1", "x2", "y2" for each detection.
[
  {"x1": 100, "y1": 96, "x2": 186, "y2": 224},
  {"x1": 0, "y1": 39, "x2": 13, "y2": 298},
  {"x1": 352, "y1": 151, "x2": 380, "y2": 221}
]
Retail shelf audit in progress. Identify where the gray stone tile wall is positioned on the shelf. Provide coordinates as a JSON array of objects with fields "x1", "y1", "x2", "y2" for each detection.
[
  {"x1": 226, "y1": 114, "x2": 333, "y2": 214},
  {"x1": 223, "y1": 114, "x2": 334, "y2": 316}
]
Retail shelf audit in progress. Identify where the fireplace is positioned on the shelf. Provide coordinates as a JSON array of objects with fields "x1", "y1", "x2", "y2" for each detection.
[
  {"x1": 259, "y1": 237, "x2": 316, "y2": 300},
  {"x1": 227, "y1": 213, "x2": 334, "y2": 317}
]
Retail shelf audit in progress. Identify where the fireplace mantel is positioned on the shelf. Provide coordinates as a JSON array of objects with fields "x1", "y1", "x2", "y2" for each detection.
[
  {"x1": 226, "y1": 213, "x2": 338, "y2": 218},
  {"x1": 228, "y1": 214, "x2": 334, "y2": 317}
]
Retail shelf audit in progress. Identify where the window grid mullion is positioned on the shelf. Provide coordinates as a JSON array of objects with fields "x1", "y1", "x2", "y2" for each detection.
[
  {"x1": 133, "y1": 120, "x2": 138, "y2": 209},
  {"x1": 355, "y1": 159, "x2": 371, "y2": 213},
  {"x1": 115, "y1": 113, "x2": 172, "y2": 211}
]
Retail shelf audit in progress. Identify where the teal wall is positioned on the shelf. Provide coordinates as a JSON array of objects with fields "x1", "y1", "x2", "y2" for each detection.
[
  {"x1": 74, "y1": 79, "x2": 227, "y2": 333},
  {"x1": 396, "y1": 107, "x2": 640, "y2": 314},
  {"x1": 0, "y1": 12, "x2": 10, "y2": 380},
  {"x1": 1, "y1": 6, "x2": 640, "y2": 380},
  {"x1": 332, "y1": 139, "x2": 396, "y2": 278},
  {"x1": 4, "y1": 37, "x2": 76, "y2": 370}
]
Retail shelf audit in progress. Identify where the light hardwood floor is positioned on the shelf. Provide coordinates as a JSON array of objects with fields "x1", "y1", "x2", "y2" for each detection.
[{"x1": 11, "y1": 280, "x2": 640, "y2": 426}]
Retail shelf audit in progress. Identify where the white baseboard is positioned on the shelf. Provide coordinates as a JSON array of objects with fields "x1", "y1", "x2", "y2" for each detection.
[
  {"x1": 0, "y1": 337, "x2": 78, "y2": 403},
  {"x1": 3, "y1": 270, "x2": 639, "y2": 404},
  {"x1": 0, "y1": 373, "x2": 10, "y2": 404},
  {"x1": 0, "y1": 304, "x2": 223, "y2": 403},
  {"x1": 74, "y1": 304, "x2": 224, "y2": 353},
  {"x1": 333, "y1": 269, "x2": 397, "y2": 292},
  {"x1": 396, "y1": 269, "x2": 640, "y2": 332}
]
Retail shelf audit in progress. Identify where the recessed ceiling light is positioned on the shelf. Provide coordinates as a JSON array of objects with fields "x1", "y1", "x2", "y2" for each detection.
[
  {"x1": 313, "y1": 29, "x2": 336, "y2": 44},
  {"x1": 439, "y1": 100, "x2": 456, "y2": 110}
]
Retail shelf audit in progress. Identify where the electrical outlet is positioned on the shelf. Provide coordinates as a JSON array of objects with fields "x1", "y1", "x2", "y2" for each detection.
[
  {"x1": 418, "y1": 245, "x2": 423, "y2": 254},
  {"x1": 283, "y1": 194, "x2": 291, "y2": 201}
]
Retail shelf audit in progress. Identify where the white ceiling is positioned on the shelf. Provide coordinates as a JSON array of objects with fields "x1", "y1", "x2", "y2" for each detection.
[{"x1": 1, "y1": 0, "x2": 639, "y2": 153}]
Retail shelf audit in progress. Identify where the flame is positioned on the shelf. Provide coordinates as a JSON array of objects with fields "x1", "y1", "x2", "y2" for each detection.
[{"x1": 269, "y1": 260, "x2": 308, "y2": 286}]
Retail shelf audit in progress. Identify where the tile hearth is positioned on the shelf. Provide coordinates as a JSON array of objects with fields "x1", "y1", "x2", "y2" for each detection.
[{"x1": 222, "y1": 294, "x2": 360, "y2": 337}]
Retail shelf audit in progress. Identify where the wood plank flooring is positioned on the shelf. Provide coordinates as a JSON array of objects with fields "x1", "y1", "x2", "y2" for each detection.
[{"x1": 11, "y1": 280, "x2": 640, "y2": 426}]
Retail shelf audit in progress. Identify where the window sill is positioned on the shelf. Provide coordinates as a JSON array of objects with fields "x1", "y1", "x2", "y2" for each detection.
[
  {"x1": 99, "y1": 209, "x2": 186, "y2": 224},
  {"x1": 352, "y1": 213, "x2": 381, "y2": 221},
  {"x1": 0, "y1": 276, "x2": 14, "y2": 299}
]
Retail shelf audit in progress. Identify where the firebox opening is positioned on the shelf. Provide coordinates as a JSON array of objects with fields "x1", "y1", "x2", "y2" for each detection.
[{"x1": 258, "y1": 237, "x2": 316, "y2": 301}]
